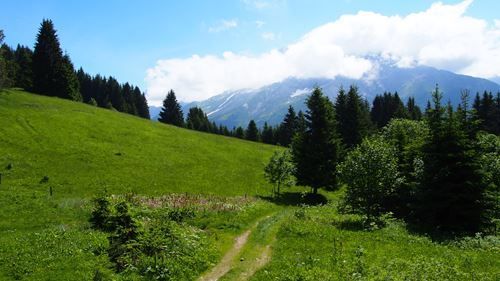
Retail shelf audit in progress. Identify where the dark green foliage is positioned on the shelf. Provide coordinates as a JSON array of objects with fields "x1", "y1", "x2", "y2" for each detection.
[
  {"x1": 245, "y1": 120, "x2": 260, "y2": 141},
  {"x1": 0, "y1": 31, "x2": 6, "y2": 89},
  {"x1": 406, "y1": 97, "x2": 422, "y2": 120},
  {"x1": 234, "y1": 126, "x2": 245, "y2": 139},
  {"x1": 370, "y1": 92, "x2": 408, "y2": 128},
  {"x1": 76, "y1": 68, "x2": 150, "y2": 119},
  {"x1": 276, "y1": 105, "x2": 298, "y2": 146},
  {"x1": 473, "y1": 91, "x2": 500, "y2": 135},
  {"x1": 339, "y1": 136, "x2": 402, "y2": 224},
  {"x1": 186, "y1": 107, "x2": 211, "y2": 132},
  {"x1": 261, "y1": 122, "x2": 275, "y2": 144},
  {"x1": 381, "y1": 119, "x2": 429, "y2": 217},
  {"x1": 0, "y1": 44, "x2": 18, "y2": 88},
  {"x1": 134, "y1": 86, "x2": 150, "y2": 119},
  {"x1": 32, "y1": 20, "x2": 81, "y2": 101},
  {"x1": 413, "y1": 86, "x2": 486, "y2": 234},
  {"x1": 476, "y1": 133, "x2": 500, "y2": 233},
  {"x1": 158, "y1": 90, "x2": 184, "y2": 127},
  {"x1": 292, "y1": 87, "x2": 341, "y2": 193},
  {"x1": 336, "y1": 85, "x2": 372, "y2": 148},
  {"x1": 90, "y1": 194, "x2": 112, "y2": 231},
  {"x1": 107, "y1": 201, "x2": 141, "y2": 271}
]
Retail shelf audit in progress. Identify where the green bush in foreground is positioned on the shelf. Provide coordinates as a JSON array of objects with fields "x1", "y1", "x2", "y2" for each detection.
[{"x1": 339, "y1": 136, "x2": 402, "y2": 224}]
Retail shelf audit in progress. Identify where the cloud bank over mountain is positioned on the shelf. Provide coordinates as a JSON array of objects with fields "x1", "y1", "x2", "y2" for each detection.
[{"x1": 145, "y1": 0, "x2": 500, "y2": 104}]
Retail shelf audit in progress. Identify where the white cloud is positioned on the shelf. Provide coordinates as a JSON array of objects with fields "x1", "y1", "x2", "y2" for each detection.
[
  {"x1": 261, "y1": 32, "x2": 276, "y2": 40},
  {"x1": 146, "y1": 0, "x2": 500, "y2": 104},
  {"x1": 208, "y1": 19, "x2": 238, "y2": 33},
  {"x1": 255, "y1": 20, "x2": 265, "y2": 28}
]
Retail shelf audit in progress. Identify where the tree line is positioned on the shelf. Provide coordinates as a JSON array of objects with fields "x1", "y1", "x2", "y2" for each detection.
[
  {"x1": 0, "y1": 20, "x2": 149, "y2": 119},
  {"x1": 265, "y1": 85, "x2": 499, "y2": 236}
]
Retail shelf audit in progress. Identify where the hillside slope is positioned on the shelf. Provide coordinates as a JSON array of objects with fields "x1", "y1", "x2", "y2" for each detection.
[{"x1": 0, "y1": 89, "x2": 277, "y2": 198}]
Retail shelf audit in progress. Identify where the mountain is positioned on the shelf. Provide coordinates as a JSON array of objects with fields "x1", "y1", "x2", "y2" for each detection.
[{"x1": 172, "y1": 63, "x2": 499, "y2": 128}]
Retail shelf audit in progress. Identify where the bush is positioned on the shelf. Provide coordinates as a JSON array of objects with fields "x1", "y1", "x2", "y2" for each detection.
[
  {"x1": 338, "y1": 136, "x2": 402, "y2": 224},
  {"x1": 90, "y1": 194, "x2": 112, "y2": 231}
]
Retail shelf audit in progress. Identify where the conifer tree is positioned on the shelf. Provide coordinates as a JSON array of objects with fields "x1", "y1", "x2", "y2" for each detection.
[
  {"x1": 292, "y1": 87, "x2": 341, "y2": 193},
  {"x1": 406, "y1": 97, "x2": 422, "y2": 120},
  {"x1": 370, "y1": 92, "x2": 407, "y2": 128},
  {"x1": 108, "y1": 77, "x2": 125, "y2": 111},
  {"x1": 14, "y1": 45, "x2": 33, "y2": 90},
  {"x1": 158, "y1": 90, "x2": 184, "y2": 127},
  {"x1": 414, "y1": 85, "x2": 485, "y2": 233},
  {"x1": 186, "y1": 107, "x2": 210, "y2": 132},
  {"x1": 245, "y1": 120, "x2": 260, "y2": 141},
  {"x1": 134, "y1": 87, "x2": 150, "y2": 119},
  {"x1": 32, "y1": 19, "x2": 81, "y2": 101},
  {"x1": 339, "y1": 85, "x2": 372, "y2": 148},
  {"x1": 277, "y1": 105, "x2": 298, "y2": 146},
  {"x1": 0, "y1": 30, "x2": 6, "y2": 89},
  {"x1": 234, "y1": 126, "x2": 245, "y2": 139},
  {"x1": 261, "y1": 122, "x2": 275, "y2": 144}
]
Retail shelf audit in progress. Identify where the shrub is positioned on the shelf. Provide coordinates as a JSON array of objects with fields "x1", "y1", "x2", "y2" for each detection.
[
  {"x1": 264, "y1": 150, "x2": 296, "y2": 196},
  {"x1": 338, "y1": 136, "x2": 402, "y2": 224}
]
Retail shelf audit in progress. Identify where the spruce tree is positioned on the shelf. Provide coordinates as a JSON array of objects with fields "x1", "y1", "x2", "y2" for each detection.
[
  {"x1": 406, "y1": 97, "x2": 422, "y2": 120},
  {"x1": 32, "y1": 19, "x2": 81, "y2": 100},
  {"x1": 186, "y1": 107, "x2": 210, "y2": 132},
  {"x1": 245, "y1": 120, "x2": 259, "y2": 141},
  {"x1": 0, "y1": 30, "x2": 6, "y2": 89},
  {"x1": 14, "y1": 45, "x2": 33, "y2": 90},
  {"x1": 414, "y1": 85, "x2": 485, "y2": 234},
  {"x1": 134, "y1": 87, "x2": 150, "y2": 119},
  {"x1": 261, "y1": 122, "x2": 275, "y2": 144},
  {"x1": 234, "y1": 126, "x2": 245, "y2": 139},
  {"x1": 339, "y1": 85, "x2": 372, "y2": 148},
  {"x1": 158, "y1": 90, "x2": 184, "y2": 127},
  {"x1": 277, "y1": 105, "x2": 298, "y2": 146},
  {"x1": 292, "y1": 87, "x2": 341, "y2": 193}
]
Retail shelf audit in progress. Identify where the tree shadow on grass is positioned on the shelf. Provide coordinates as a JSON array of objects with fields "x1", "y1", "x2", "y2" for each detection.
[{"x1": 258, "y1": 192, "x2": 328, "y2": 206}]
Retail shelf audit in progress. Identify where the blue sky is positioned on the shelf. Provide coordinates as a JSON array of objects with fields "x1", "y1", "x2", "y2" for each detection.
[{"x1": 1, "y1": 0, "x2": 499, "y2": 103}]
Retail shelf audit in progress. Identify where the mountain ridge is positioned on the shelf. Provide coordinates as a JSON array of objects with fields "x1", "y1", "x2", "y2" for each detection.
[{"x1": 150, "y1": 63, "x2": 500, "y2": 127}]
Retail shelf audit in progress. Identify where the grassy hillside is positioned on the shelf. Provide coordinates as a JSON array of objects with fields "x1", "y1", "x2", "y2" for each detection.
[
  {"x1": 0, "y1": 89, "x2": 277, "y2": 198},
  {"x1": 0, "y1": 89, "x2": 281, "y2": 280}
]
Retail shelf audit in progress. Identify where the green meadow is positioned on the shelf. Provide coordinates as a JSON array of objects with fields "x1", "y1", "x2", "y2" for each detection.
[{"x1": 0, "y1": 90, "x2": 498, "y2": 280}]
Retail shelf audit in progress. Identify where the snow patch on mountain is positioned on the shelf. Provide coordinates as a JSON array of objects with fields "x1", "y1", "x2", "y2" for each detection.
[{"x1": 290, "y1": 88, "x2": 311, "y2": 98}]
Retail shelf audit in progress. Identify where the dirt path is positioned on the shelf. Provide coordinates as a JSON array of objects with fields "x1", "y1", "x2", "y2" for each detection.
[
  {"x1": 198, "y1": 214, "x2": 276, "y2": 281},
  {"x1": 234, "y1": 244, "x2": 272, "y2": 281},
  {"x1": 198, "y1": 229, "x2": 253, "y2": 281}
]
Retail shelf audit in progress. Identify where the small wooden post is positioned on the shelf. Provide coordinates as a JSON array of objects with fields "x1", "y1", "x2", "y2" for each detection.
[{"x1": 49, "y1": 186, "x2": 53, "y2": 196}]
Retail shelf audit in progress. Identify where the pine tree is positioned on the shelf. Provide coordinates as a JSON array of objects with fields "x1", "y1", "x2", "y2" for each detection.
[
  {"x1": 32, "y1": 19, "x2": 81, "y2": 100},
  {"x1": 186, "y1": 107, "x2": 210, "y2": 132},
  {"x1": 245, "y1": 120, "x2": 259, "y2": 141},
  {"x1": 134, "y1": 87, "x2": 150, "y2": 119},
  {"x1": 108, "y1": 77, "x2": 125, "y2": 111},
  {"x1": 339, "y1": 85, "x2": 372, "y2": 148},
  {"x1": 292, "y1": 87, "x2": 341, "y2": 193},
  {"x1": 370, "y1": 92, "x2": 407, "y2": 128},
  {"x1": 413, "y1": 85, "x2": 485, "y2": 234},
  {"x1": 406, "y1": 97, "x2": 422, "y2": 120},
  {"x1": 0, "y1": 30, "x2": 6, "y2": 89},
  {"x1": 234, "y1": 126, "x2": 245, "y2": 139},
  {"x1": 261, "y1": 122, "x2": 275, "y2": 144},
  {"x1": 277, "y1": 105, "x2": 298, "y2": 146},
  {"x1": 158, "y1": 90, "x2": 184, "y2": 127},
  {"x1": 13, "y1": 45, "x2": 33, "y2": 90},
  {"x1": 120, "y1": 82, "x2": 135, "y2": 114}
]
